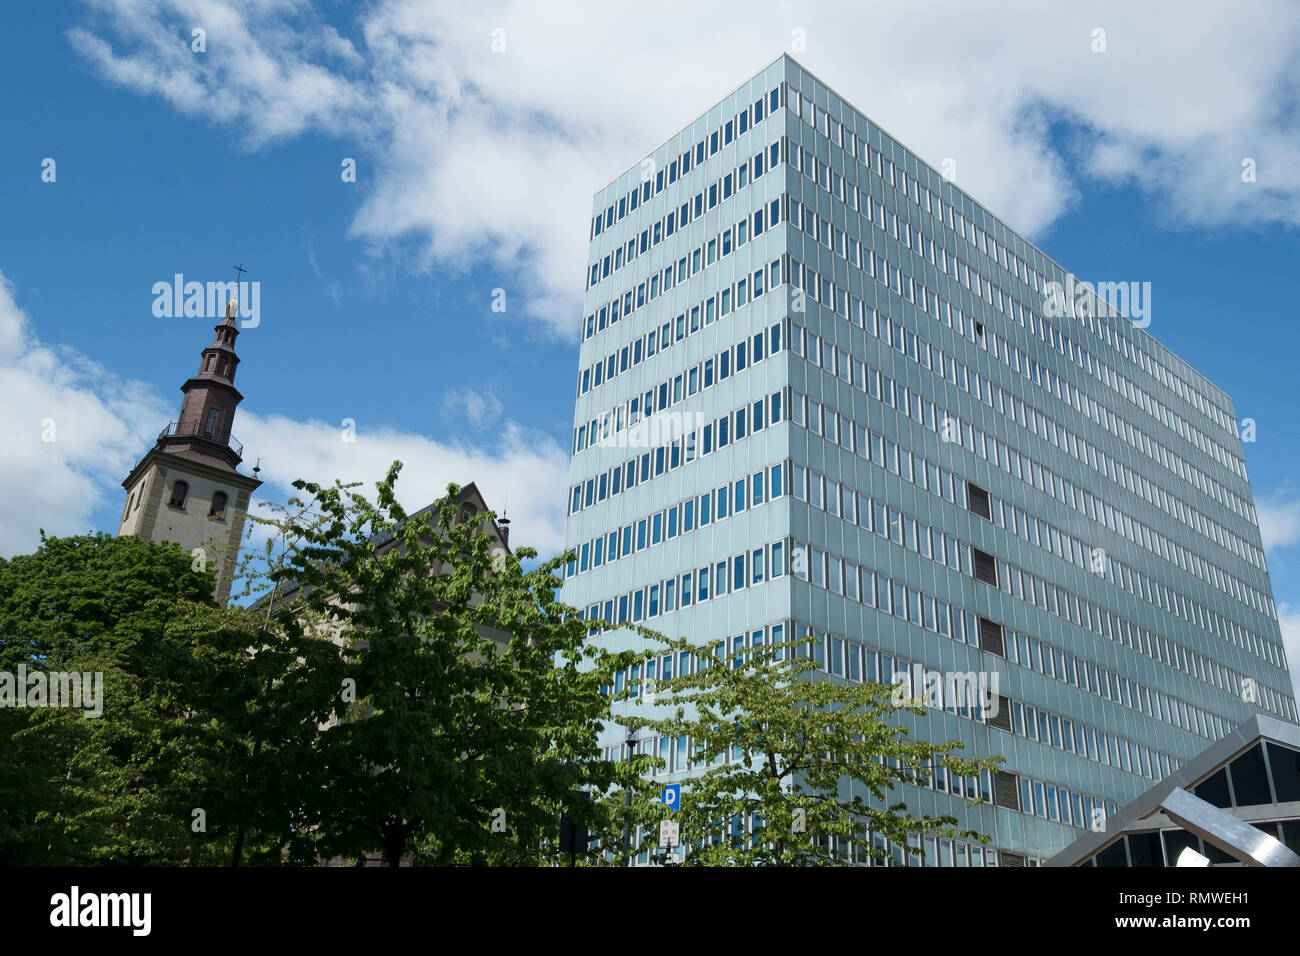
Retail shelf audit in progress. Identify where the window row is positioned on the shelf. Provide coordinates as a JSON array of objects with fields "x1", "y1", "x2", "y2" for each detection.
[
  {"x1": 789, "y1": 617, "x2": 1178, "y2": 784},
  {"x1": 575, "y1": 321, "x2": 782, "y2": 452},
  {"x1": 590, "y1": 84, "x2": 783, "y2": 240},
  {"x1": 784, "y1": 91, "x2": 1237, "y2": 442},
  {"x1": 786, "y1": 538, "x2": 986, "y2": 650},
  {"x1": 580, "y1": 539, "x2": 786, "y2": 633},
  {"x1": 1009, "y1": 694, "x2": 1170, "y2": 783},
  {"x1": 787, "y1": 192, "x2": 1251, "y2": 520},
  {"x1": 789, "y1": 531, "x2": 1252, "y2": 744},
  {"x1": 1005, "y1": 623, "x2": 1238, "y2": 745},
  {"x1": 792, "y1": 311, "x2": 1264, "y2": 613},
  {"x1": 582, "y1": 223, "x2": 781, "y2": 342},
  {"x1": 569, "y1": 391, "x2": 783, "y2": 518},
  {"x1": 588, "y1": 141, "x2": 781, "y2": 291},
  {"x1": 788, "y1": 381, "x2": 1283, "y2": 676},
  {"x1": 608, "y1": 622, "x2": 790, "y2": 701},
  {"x1": 790, "y1": 455, "x2": 1270, "y2": 721},
  {"x1": 565, "y1": 463, "x2": 784, "y2": 577},
  {"x1": 1016, "y1": 771, "x2": 1116, "y2": 832},
  {"x1": 123, "y1": 479, "x2": 230, "y2": 522},
  {"x1": 578, "y1": 253, "x2": 781, "y2": 397},
  {"x1": 789, "y1": 180, "x2": 1241, "y2": 483}
]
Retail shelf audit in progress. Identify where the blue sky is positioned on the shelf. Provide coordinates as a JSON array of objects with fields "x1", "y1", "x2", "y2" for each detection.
[{"x1": 1, "y1": 1, "x2": 1298, "y2": 691}]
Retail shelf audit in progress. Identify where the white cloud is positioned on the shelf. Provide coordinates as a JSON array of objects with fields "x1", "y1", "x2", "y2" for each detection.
[
  {"x1": 68, "y1": 0, "x2": 1300, "y2": 340},
  {"x1": 1257, "y1": 491, "x2": 1300, "y2": 553},
  {"x1": 0, "y1": 273, "x2": 170, "y2": 555},
  {"x1": 237, "y1": 411, "x2": 568, "y2": 553},
  {"x1": 1241, "y1": 486, "x2": 1300, "y2": 701},
  {"x1": 68, "y1": 0, "x2": 371, "y2": 147},
  {"x1": 0, "y1": 269, "x2": 570, "y2": 560}
]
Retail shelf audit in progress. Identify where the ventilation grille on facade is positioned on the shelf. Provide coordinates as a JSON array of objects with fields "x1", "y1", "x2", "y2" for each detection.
[
  {"x1": 994, "y1": 770, "x2": 1019, "y2": 810},
  {"x1": 989, "y1": 695, "x2": 1012, "y2": 732},
  {"x1": 979, "y1": 617, "x2": 1005, "y2": 657},
  {"x1": 998, "y1": 850, "x2": 1026, "y2": 867},
  {"x1": 967, "y1": 483, "x2": 991, "y2": 520},
  {"x1": 973, "y1": 548, "x2": 998, "y2": 587}
]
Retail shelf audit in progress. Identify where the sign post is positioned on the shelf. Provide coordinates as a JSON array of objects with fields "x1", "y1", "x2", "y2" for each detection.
[{"x1": 659, "y1": 785, "x2": 682, "y2": 865}]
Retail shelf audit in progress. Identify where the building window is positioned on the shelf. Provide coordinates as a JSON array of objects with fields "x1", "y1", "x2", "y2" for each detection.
[
  {"x1": 979, "y1": 617, "x2": 1005, "y2": 656},
  {"x1": 973, "y1": 548, "x2": 998, "y2": 586},
  {"x1": 169, "y1": 480, "x2": 189, "y2": 509},
  {"x1": 994, "y1": 771, "x2": 1020, "y2": 810},
  {"x1": 209, "y1": 491, "x2": 228, "y2": 520},
  {"x1": 989, "y1": 696, "x2": 1013, "y2": 732},
  {"x1": 967, "y1": 482, "x2": 991, "y2": 520},
  {"x1": 203, "y1": 408, "x2": 220, "y2": 437}
]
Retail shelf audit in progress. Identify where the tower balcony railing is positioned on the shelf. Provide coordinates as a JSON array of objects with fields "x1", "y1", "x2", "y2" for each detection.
[{"x1": 158, "y1": 421, "x2": 243, "y2": 458}]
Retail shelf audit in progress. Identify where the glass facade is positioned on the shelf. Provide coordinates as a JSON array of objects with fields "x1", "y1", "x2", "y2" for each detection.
[{"x1": 563, "y1": 55, "x2": 1295, "y2": 863}]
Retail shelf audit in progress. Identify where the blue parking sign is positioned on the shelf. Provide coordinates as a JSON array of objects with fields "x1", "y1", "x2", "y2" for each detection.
[{"x1": 661, "y1": 784, "x2": 680, "y2": 809}]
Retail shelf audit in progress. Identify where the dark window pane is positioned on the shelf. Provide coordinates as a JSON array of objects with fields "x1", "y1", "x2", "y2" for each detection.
[
  {"x1": 1280, "y1": 820, "x2": 1300, "y2": 854},
  {"x1": 993, "y1": 771, "x2": 1018, "y2": 809},
  {"x1": 978, "y1": 617, "x2": 1004, "y2": 656},
  {"x1": 1229, "y1": 744, "x2": 1272, "y2": 807},
  {"x1": 1267, "y1": 743, "x2": 1300, "y2": 803},
  {"x1": 1161, "y1": 829, "x2": 1200, "y2": 867},
  {"x1": 1127, "y1": 831, "x2": 1163, "y2": 867},
  {"x1": 1193, "y1": 768, "x2": 1232, "y2": 809},
  {"x1": 1094, "y1": 840, "x2": 1128, "y2": 867}
]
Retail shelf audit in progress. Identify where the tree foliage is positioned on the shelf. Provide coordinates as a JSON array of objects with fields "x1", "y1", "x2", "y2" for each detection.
[
  {"x1": 0, "y1": 532, "x2": 223, "y2": 864},
  {"x1": 620, "y1": 633, "x2": 1002, "y2": 866},
  {"x1": 0, "y1": 463, "x2": 637, "y2": 867},
  {"x1": 245, "y1": 461, "x2": 636, "y2": 866}
]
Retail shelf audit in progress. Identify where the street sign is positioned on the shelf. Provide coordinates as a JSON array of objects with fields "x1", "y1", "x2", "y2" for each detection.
[
  {"x1": 658, "y1": 819, "x2": 680, "y2": 849},
  {"x1": 661, "y1": 784, "x2": 680, "y2": 809}
]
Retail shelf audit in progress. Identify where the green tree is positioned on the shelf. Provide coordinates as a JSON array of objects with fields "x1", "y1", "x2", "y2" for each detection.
[
  {"x1": 621, "y1": 633, "x2": 1002, "y2": 866},
  {"x1": 0, "y1": 532, "x2": 338, "y2": 866},
  {"x1": 0, "y1": 533, "x2": 218, "y2": 864},
  {"x1": 250, "y1": 462, "x2": 637, "y2": 866},
  {"x1": 148, "y1": 600, "x2": 344, "y2": 866}
]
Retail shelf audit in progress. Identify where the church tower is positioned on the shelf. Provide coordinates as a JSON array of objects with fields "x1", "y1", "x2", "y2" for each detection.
[{"x1": 118, "y1": 299, "x2": 262, "y2": 606}]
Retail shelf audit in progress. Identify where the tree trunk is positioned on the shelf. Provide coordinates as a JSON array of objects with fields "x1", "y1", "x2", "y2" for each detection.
[{"x1": 383, "y1": 829, "x2": 406, "y2": 868}]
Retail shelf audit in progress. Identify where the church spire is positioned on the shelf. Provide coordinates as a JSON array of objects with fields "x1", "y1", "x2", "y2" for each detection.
[
  {"x1": 118, "y1": 270, "x2": 261, "y2": 607},
  {"x1": 157, "y1": 294, "x2": 249, "y2": 472}
]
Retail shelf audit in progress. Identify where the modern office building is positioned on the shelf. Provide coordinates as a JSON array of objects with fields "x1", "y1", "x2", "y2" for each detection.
[{"x1": 562, "y1": 54, "x2": 1295, "y2": 864}]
